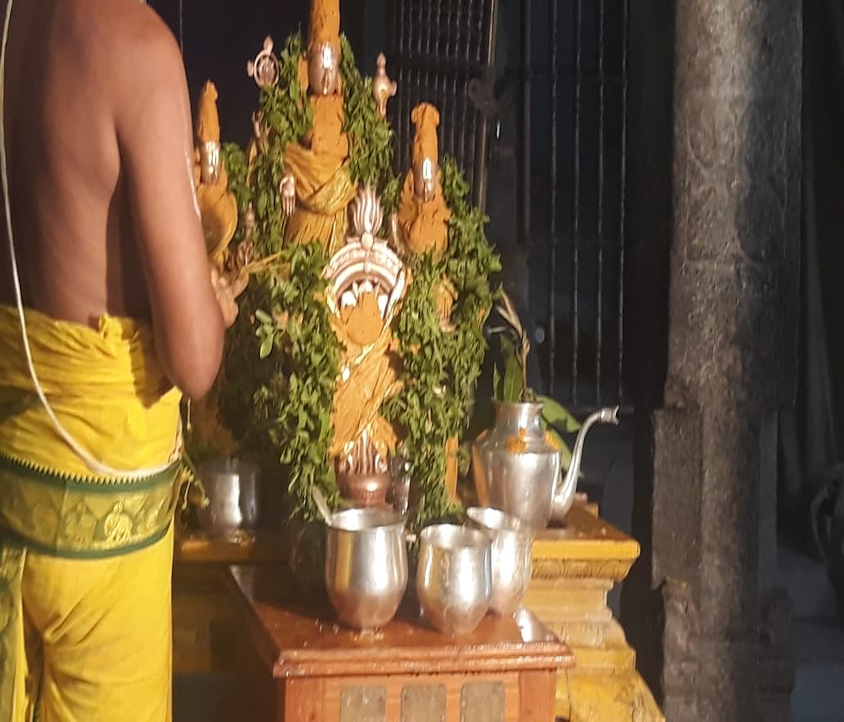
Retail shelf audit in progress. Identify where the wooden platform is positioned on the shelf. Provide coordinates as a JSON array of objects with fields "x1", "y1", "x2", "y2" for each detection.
[
  {"x1": 171, "y1": 508, "x2": 664, "y2": 721},
  {"x1": 225, "y1": 565, "x2": 574, "y2": 722}
]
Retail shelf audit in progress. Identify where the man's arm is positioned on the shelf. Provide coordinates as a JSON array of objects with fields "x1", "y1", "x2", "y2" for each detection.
[{"x1": 114, "y1": 18, "x2": 224, "y2": 399}]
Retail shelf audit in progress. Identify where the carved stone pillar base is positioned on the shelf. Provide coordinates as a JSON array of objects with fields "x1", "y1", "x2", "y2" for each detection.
[{"x1": 526, "y1": 504, "x2": 664, "y2": 721}]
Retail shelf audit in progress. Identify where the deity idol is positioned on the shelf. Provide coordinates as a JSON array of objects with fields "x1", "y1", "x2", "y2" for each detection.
[
  {"x1": 188, "y1": 82, "x2": 242, "y2": 457},
  {"x1": 193, "y1": 81, "x2": 240, "y2": 272},
  {"x1": 324, "y1": 186, "x2": 406, "y2": 505},
  {"x1": 397, "y1": 103, "x2": 451, "y2": 257},
  {"x1": 396, "y1": 102, "x2": 461, "y2": 498},
  {"x1": 280, "y1": 0, "x2": 357, "y2": 257}
]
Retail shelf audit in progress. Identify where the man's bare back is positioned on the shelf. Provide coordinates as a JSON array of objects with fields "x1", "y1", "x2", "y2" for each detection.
[{"x1": 0, "y1": 0, "x2": 228, "y2": 398}]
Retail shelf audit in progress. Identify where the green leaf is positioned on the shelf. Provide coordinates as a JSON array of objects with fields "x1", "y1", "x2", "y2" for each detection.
[
  {"x1": 492, "y1": 363, "x2": 502, "y2": 401},
  {"x1": 499, "y1": 336, "x2": 524, "y2": 402},
  {"x1": 502, "y1": 355, "x2": 523, "y2": 402},
  {"x1": 259, "y1": 334, "x2": 274, "y2": 359},
  {"x1": 255, "y1": 309, "x2": 273, "y2": 324},
  {"x1": 538, "y1": 395, "x2": 581, "y2": 433}
]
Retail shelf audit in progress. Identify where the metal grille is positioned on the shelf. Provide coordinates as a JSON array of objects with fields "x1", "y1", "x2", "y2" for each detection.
[
  {"x1": 385, "y1": 0, "x2": 498, "y2": 209},
  {"x1": 384, "y1": 0, "x2": 629, "y2": 412},
  {"x1": 519, "y1": 0, "x2": 629, "y2": 411}
]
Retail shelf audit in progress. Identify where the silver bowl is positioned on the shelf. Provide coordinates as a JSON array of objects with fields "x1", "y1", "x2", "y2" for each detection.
[
  {"x1": 325, "y1": 508, "x2": 408, "y2": 630},
  {"x1": 467, "y1": 507, "x2": 534, "y2": 616},
  {"x1": 416, "y1": 524, "x2": 492, "y2": 635},
  {"x1": 195, "y1": 458, "x2": 260, "y2": 536}
]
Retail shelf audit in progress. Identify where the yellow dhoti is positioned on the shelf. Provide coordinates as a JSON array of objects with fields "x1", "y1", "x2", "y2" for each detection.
[{"x1": 0, "y1": 305, "x2": 183, "y2": 721}]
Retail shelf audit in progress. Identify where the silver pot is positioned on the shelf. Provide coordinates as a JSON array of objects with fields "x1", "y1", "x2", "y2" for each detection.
[
  {"x1": 195, "y1": 458, "x2": 260, "y2": 536},
  {"x1": 472, "y1": 402, "x2": 618, "y2": 529},
  {"x1": 416, "y1": 524, "x2": 492, "y2": 635},
  {"x1": 466, "y1": 507, "x2": 534, "y2": 617},
  {"x1": 324, "y1": 508, "x2": 409, "y2": 631}
]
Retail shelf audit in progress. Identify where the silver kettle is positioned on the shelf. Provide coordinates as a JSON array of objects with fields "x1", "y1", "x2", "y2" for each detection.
[{"x1": 472, "y1": 402, "x2": 619, "y2": 529}]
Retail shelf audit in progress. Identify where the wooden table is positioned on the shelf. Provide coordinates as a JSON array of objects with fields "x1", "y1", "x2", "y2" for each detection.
[
  {"x1": 225, "y1": 565, "x2": 574, "y2": 722},
  {"x1": 526, "y1": 503, "x2": 664, "y2": 721}
]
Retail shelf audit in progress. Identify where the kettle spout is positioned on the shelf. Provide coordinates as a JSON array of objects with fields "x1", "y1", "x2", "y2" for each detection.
[{"x1": 551, "y1": 406, "x2": 620, "y2": 522}]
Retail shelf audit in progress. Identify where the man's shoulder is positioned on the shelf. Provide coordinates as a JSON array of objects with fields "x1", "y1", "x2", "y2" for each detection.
[{"x1": 81, "y1": 1, "x2": 183, "y2": 88}]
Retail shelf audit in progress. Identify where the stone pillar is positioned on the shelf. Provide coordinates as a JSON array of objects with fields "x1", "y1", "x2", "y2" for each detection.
[{"x1": 622, "y1": 2, "x2": 801, "y2": 721}]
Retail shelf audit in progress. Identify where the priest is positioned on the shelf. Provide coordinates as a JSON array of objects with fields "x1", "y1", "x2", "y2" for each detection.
[{"x1": 0, "y1": 0, "x2": 239, "y2": 719}]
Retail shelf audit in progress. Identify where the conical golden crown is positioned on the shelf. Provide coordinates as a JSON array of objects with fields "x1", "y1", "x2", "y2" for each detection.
[
  {"x1": 411, "y1": 103, "x2": 440, "y2": 164},
  {"x1": 196, "y1": 81, "x2": 220, "y2": 144},
  {"x1": 310, "y1": 0, "x2": 341, "y2": 51}
]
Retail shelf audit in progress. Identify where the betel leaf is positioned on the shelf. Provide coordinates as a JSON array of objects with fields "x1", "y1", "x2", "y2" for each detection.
[
  {"x1": 538, "y1": 394, "x2": 581, "y2": 433},
  {"x1": 499, "y1": 336, "x2": 525, "y2": 403}
]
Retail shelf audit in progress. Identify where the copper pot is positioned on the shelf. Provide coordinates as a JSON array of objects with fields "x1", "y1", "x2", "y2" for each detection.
[{"x1": 336, "y1": 470, "x2": 391, "y2": 508}]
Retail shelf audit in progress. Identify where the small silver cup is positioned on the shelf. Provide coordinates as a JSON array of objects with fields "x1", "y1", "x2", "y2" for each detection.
[
  {"x1": 467, "y1": 507, "x2": 534, "y2": 616},
  {"x1": 416, "y1": 524, "x2": 492, "y2": 635},
  {"x1": 195, "y1": 458, "x2": 260, "y2": 537},
  {"x1": 324, "y1": 508, "x2": 409, "y2": 630}
]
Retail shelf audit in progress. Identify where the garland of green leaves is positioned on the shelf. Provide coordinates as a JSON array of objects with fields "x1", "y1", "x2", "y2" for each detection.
[
  {"x1": 212, "y1": 32, "x2": 498, "y2": 532},
  {"x1": 382, "y1": 157, "x2": 500, "y2": 526}
]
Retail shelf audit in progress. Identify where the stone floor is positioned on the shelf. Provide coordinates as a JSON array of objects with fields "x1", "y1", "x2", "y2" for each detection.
[
  {"x1": 172, "y1": 421, "x2": 844, "y2": 720},
  {"x1": 779, "y1": 543, "x2": 844, "y2": 721}
]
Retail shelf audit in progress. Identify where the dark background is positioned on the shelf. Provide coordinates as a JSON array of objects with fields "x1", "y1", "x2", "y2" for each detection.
[
  {"x1": 148, "y1": 0, "x2": 385, "y2": 147},
  {"x1": 781, "y1": 0, "x2": 844, "y2": 546}
]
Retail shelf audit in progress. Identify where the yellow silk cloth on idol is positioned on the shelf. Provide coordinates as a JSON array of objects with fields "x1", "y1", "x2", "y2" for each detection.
[
  {"x1": 396, "y1": 171, "x2": 451, "y2": 257},
  {"x1": 328, "y1": 303, "x2": 400, "y2": 462},
  {"x1": 196, "y1": 165, "x2": 238, "y2": 266},
  {"x1": 282, "y1": 142, "x2": 356, "y2": 257},
  {"x1": 0, "y1": 304, "x2": 182, "y2": 721}
]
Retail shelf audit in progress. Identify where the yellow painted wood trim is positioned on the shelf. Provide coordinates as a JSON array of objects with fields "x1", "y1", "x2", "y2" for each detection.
[
  {"x1": 532, "y1": 537, "x2": 640, "y2": 561},
  {"x1": 532, "y1": 506, "x2": 641, "y2": 561}
]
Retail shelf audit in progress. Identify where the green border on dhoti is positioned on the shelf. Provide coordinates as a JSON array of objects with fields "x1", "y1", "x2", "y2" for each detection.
[{"x1": 0, "y1": 452, "x2": 182, "y2": 559}]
